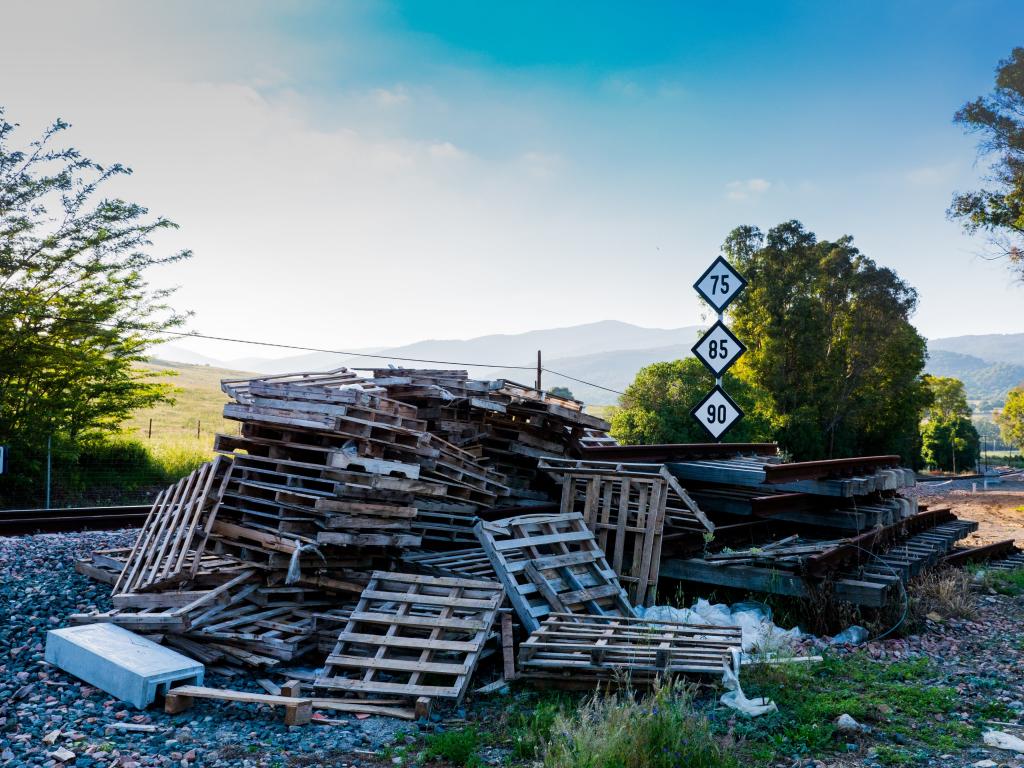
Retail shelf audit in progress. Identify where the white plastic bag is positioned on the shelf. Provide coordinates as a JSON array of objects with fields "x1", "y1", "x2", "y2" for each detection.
[
  {"x1": 983, "y1": 730, "x2": 1024, "y2": 753},
  {"x1": 720, "y1": 652, "x2": 778, "y2": 717}
]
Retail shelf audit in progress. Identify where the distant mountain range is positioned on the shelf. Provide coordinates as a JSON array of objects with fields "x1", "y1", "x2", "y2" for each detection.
[
  {"x1": 151, "y1": 323, "x2": 1024, "y2": 408},
  {"x1": 925, "y1": 334, "x2": 1024, "y2": 410}
]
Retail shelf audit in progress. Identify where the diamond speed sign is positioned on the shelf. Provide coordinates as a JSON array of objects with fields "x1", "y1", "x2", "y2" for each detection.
[
  {"x1": 690, "y1": 385, "x2": 743, "y2": 440},
  {"x1": 691, "y1": 320, "x2": 746, "y2": 377},
  {"x1": 693, "y1": 256, "x2": 747, "y2": 313}
]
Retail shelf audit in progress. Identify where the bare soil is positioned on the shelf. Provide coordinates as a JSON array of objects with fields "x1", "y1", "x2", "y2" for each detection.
[{"x1": 921, "y1": 479, "x2": 1024, "y2": 547}]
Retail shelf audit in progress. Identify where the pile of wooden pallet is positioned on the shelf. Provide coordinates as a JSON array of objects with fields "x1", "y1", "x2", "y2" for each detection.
[
  {"x1": 68, "y1": 369, "x2": 988, "y2": 720},
  {"x1": 72, "y1": 367, "x2": 743, "y2": 718}
]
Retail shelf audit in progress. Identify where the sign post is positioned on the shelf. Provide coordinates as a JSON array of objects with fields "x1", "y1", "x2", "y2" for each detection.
[
  {"x1": 0, "y1": 445, "x2": 6, "y2": 475},
  {"x1": 691, "y1": 256, "x2": 747, "y2": 440}
]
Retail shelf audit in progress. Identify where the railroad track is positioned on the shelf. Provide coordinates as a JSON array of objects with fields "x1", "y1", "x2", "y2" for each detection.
[{"x1": 0, "y1": 505, "x2": 149, "y2": 536}]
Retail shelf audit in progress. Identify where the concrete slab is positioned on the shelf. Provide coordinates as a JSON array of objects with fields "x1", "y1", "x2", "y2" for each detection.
[{"x1": 45, "y1": 623, "x2": 204, "y2": 708}]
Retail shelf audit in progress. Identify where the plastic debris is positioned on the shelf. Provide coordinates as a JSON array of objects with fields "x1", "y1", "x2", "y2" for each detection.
[
  {"x1": 983, "y1": 730, "x2": 1024, "y2": 753},
  {"x1": 719, "y1": 653, "x2": 778, "y2": 717},
  {"x1": 637, "y1": 598, "x2": 802, "y2": 652},
  {"x1": 830, "y1": 625, "x2": 869, "y2": 645}
]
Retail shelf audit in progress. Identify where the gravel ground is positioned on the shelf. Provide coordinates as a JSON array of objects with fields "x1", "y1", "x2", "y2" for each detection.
[
  {"x1": 7, "y1": 530, "x2": 1024, "y2": 768},
  {"x1": 0, "y1": 531, "x2": 432, "y2": 768}
]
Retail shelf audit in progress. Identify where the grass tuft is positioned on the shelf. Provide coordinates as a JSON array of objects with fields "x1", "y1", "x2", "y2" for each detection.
[
  {"x1": 424, "y1": 726, "x2": 482, "y2": 767},
  {"x1": 541, "y1": 679, "x2": 738, "y2": 768},
  {"x1": 908, "y1": 568, "x2": 978, "y2": 624}
]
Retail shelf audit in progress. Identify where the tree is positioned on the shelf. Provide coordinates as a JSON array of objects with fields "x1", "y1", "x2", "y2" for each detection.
[
  {"x1": 921, "y1": 416, "x2": 979, "y2": 473},
  {"x1": 547, "y1": 386, "x2": 574, "y2": 400},
  {"x1": 920, "y1": 375, "x2": 979, "y2": 472},
  {"x1": 997, "y1": 387, "x2": 1024, "y2": 451},
  {"x1": 610, "y1": 357, "x2": 772, "y2": 445},
  {"x1": 922, "y1": 375, "x2": 972, "y2": 422},
  {"x1": 0, "y1": 109, "x2": 188, "y2": 495},
  {"x1": 723, "y1": 221, "x2": 930, "y2": 462},
  {"x1": 950, "y1": 47, "x2": 1024, "y2": 278}
]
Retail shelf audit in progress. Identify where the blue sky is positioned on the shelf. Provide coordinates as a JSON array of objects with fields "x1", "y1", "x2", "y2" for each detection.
[{"x1": 2, "y1": 1, "x2": 1022, "y2": 360}]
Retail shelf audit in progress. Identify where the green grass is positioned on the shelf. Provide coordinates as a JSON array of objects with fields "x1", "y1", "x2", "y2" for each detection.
[
  {"x1": 735, "y1": 653, "x2": 976, "y2": 762},
  {"x1": 541, "y1": 680, "x2": 738, "y2": 768},
  {"x1": 978, "y1": 566, "x2": 1024, "y2": 596},
  {"x1": 123, "y1": 359, "x2": 253, "y2": 457},
  {"x1": 424, "y1": 727, "x2": 482, "y2": 767}
]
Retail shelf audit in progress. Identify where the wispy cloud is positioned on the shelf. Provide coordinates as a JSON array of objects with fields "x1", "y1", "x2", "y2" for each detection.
[{"x1": 725, "y1": 178, "x2": 772, "y2": 200}]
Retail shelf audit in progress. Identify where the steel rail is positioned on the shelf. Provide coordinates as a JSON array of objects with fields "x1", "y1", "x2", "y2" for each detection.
[
  {"x1": 762, "y1": 455, "x2": 902, "y2": 483},
  {"x1": 0, "y1": 505, "x2": 149, "y2": 535}
]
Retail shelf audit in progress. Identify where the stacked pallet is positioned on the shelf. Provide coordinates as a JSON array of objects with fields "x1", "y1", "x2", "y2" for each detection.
[{"x1": 363, "y1": 369, "x2": 611, "y2": 502}]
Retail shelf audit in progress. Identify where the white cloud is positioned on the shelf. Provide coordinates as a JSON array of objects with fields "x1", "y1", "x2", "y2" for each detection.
[
  {"x1": 373, "y1": 86, "x2": 410, "y2": 107},
  {"x1": 725, "y1": 178, "x2": 772, "y2": 200}
]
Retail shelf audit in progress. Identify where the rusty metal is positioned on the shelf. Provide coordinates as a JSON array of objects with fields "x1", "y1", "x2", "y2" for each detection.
[
  {"x1": 804, "y1": 507, "x2": 955, "y2": 576},
  {"x1": 762, "y1": 455, "x2": 902, "y2": 484},
  {"x1": 578, "y1": 442, "x2": 778, "y2": 463},
  {"x1": 942, "y1": 539, "x2": 1018, "y2": 567}
]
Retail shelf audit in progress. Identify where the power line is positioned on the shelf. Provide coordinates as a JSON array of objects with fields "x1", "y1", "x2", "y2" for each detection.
[{"x1": 34, "y1": 314, "x2": 628, "y2": 396}]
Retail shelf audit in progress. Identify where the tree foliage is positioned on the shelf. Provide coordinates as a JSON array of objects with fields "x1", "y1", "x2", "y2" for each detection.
[
  {"x1": 548, "y1": 386, "x2": 574, "y2": 400},
  {"x1": 0, "y1": 109, "x2": 189, "y2": 491},
  {"x1": 920, "y1": 376, "x2": 979, "y2": 472},
  {"x1": 723, "y1": 221, "x2": 930, "y2": 462},
  {"x1": 997, "y1": 387, "x2": 1024, "y2": 451},
  {"x1": 950, "y1": 47, "x2": 1024, "y2": 277},
  {"x1": 922, "y1": 375, "x2": 972, "y2": 422},
  {"x1": 921, "y1": 417, "x2": 979, "y2": 473},
  {"x1": 610, "y1": 357, "x2": 772, "y2": 445}
]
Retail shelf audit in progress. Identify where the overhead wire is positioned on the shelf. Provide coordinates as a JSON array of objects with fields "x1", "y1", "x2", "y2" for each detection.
[{"x1": 24, "y1": 313, "x2": 628, "y2": 395}]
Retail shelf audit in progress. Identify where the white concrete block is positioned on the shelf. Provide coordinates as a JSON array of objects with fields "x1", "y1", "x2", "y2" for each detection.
[{"x1": 45, "y1": 623, "x2": 204, "y2": 708}]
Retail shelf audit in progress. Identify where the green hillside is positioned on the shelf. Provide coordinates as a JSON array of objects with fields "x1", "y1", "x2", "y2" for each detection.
[{"x1": 925, "y1": 349, "x2": 1024, "y2": 409}]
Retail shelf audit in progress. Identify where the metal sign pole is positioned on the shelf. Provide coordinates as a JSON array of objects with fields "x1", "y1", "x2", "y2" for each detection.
[{"x1": 690, "y1": 256, "x2": 747, "y2": 442}]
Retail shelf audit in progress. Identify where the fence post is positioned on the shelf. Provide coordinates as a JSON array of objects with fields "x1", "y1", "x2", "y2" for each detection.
[
  {"x1": 197, "y1": 420, "x2": 201, "y2": 439},
  {"x1": 148, "y1": 418, "x2": 153, "y2": 439},
  {"x1": 45, "y1": 435, "x2": 52, "y2": 510}
]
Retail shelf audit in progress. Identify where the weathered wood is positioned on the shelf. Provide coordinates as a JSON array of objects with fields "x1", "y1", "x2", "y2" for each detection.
[{"x1": 316, "y1": 571, "x2": 503, "y2": 703}]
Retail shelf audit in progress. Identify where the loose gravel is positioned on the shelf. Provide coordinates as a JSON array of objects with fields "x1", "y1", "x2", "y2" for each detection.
[
  {"x1": 7, "y1": 530, "x2": 1024, "y2": 768},
  {"x1": 0, "y1": 532, "x2": 420, "y2": 768}
]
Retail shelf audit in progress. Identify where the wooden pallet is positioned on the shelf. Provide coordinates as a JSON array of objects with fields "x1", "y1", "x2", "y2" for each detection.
[
  {"x1": 114, "y1": 457, "x2": 232, "y2": 594},
  {"x1": 538, "y1": 458, "x2": 713, "y2": 533},
  {"x1": 316, "y1": 572, "x2": 503, "y2": 703},
  {"x1": 475, "y1": 512, "x2": 635, "y2": 633},
  {"x1": 517, "y1": 613, "x2": 742, "y2": 687},
  {"x1": 401, "y1": 546, "x2": 499, "y2": 580},
  {"x1": 551, "y1": 470, "x2": 669, "y2": 607},
  {"x1": 71, "y1": 569, "x2": 258, "y2": 633}
]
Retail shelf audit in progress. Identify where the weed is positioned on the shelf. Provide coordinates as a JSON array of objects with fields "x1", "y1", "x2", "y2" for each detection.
[
  {"x1": 505, "y1": 695, "x2": 569, "y2": 760},
  {"x1": 874, "y1": 745, "x2": 918, "y2": 766},
  {"x1": 908, "y1": 568, "x2": 977, "y2": 624},
  {"x1": 541, "y1": 679, "x2": 738, "y2": 768},
  {"x1": 979, "y1": 566, "x2": 1024, "y2": 596},
  {"x1": 736, "y1": 652, "x2": 973, "y2": 762},
  {"x1": 424, "y1": 726, "x2": 481, "y2": 767}
]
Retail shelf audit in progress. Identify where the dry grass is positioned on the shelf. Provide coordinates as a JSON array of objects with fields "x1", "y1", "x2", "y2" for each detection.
[{"x1": 908, "y1": 568, "x2": 978, "y2": 624}]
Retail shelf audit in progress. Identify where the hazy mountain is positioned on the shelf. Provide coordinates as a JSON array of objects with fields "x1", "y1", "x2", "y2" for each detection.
[
  {"x1": 924, "y1": 349, "x2": 1024, "y2": 408},
  {"x1": 146, "y1": 322, "x2": 1024, "y2": 410},
  {"x1": 162, "y1": 320, "x2": 703, "y2": 379},
  {"x1": 492, "y1": 341, "x2": 701, "y2": 405},
  {"x1": 147, "y1": 320, "x2": 703, "y2": 405},
  {"x1": 929, "y1": 334, "x2": 1024, "y2": 366}
]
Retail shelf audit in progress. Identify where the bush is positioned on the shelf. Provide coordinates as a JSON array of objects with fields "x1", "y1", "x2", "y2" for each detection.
[{"x1": 541, "y1": 680, "x2": 737, "y2": 768}]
